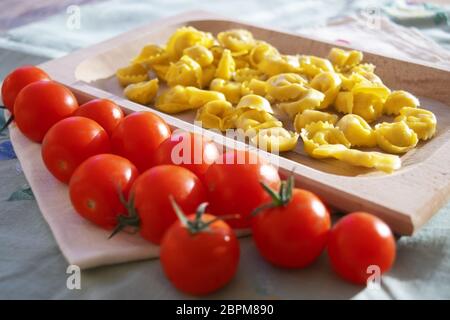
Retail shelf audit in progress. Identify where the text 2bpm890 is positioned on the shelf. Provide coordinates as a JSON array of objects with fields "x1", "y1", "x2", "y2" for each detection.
[{"x1": 176, "y1": 304, "x2": 274, "y2": 317}]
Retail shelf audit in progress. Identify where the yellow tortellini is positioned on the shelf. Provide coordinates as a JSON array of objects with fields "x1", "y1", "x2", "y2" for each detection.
[
  {"x1": 235, "y1": 109, "x2": 282, "y2": 132},
  {"x1": 209, "y1": 78, "x2": 242, "y2": 104},
  {"x1": 217, "y1": 29, "x2": 256, "y2": 53},
  {"x1": 155, "y1": 85, "x2": 225, "y2": 114},
  {"x1": 375, "y1": 121, "x2": 418, "y2": 154},
  {"x1": 266, "y1": 73, "x2": 308, "y2": 102},
  {"x1": 294, "y1": 110, "x2": 338, "y2": 132},
  {"x1": 300, "y1": 121, "x2": 351, "y2": 157},
  {"x1": 336, "y1": 114, "x2": 376, "y2": 147},
  {"x1": 119, "y1": 26, "x2": 438, "y2": 173},
  {"x1": 335, "y1": 82, "x2": 390, "y2": 122},
  {"x1": 241, "y1": 79, "x2": 268, "y2": 97},
  {"x1": 299, "y1": 55, "x2": 334, "y2": 78},
  {"x1": 165, "y1": 55, "x2": 203, "y2": 88},
  {"x1": 131, "y1": 44, "x2": 169, "y2": 67},
  {"x1": 278, "y1": 88, "x2": 325, "y2": 119},
  {"x1": 250, "y1": 127, "x2": 299, "y2": 152},
  {"x1": 166, "y1": 26, "x2": 214, "y2": 60},
  {"x1": 310, "y1": 72, "x2": 342, "y2": 109},
  {"x1": 183, "y1": 45, "x2": 214, "y2": 67},
  {"x1": 116, "y1": 64, "x2": 149, "y2": 87},
  {"x1": 257, "y1": 54, "x2": 301, "y2": 76},
  {"x1": 195, "y1": 100, "x2": 237, "y2": 131},
  {"x1": 236, "y1": 94, "x2": 274, "y2": 113},
  {"x1": 312, "y1": 144, "x2": 401, "y2": 173},
  {"x1": 124, "y1": 79, "x2": 159, "y2": 105},
  {"x1": 395, "y1": 107, "x2": 436, "y2": 140},
  {"x1": 328, "y1": 48, "x2": 363, "y2": 72},
  {"x1": 383, "y1": 90, "x2": 420, "y2": 115},
  {"x1": 215, "y1": 49, "x2": 236, "y2": 80}
]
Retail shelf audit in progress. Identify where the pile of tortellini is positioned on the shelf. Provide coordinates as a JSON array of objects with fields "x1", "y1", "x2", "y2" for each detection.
[{"x1": 116, "y1": 26, "x2": 437, "y2": 173}]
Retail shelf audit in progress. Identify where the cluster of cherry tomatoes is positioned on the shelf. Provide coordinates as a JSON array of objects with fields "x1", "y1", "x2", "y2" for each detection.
[{"x1": 2, "y1": 65, "x2": 396, "y2": 295}]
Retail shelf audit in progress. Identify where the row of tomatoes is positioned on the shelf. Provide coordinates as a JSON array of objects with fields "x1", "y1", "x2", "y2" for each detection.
[{"x1": 2, "y1": 66, "x2": 396, "y2": 295}]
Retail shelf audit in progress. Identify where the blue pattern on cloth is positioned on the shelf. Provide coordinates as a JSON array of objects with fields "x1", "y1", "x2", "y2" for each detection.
[{"x1": 0, "y1": 0, "x2": 449, "y2": 299}]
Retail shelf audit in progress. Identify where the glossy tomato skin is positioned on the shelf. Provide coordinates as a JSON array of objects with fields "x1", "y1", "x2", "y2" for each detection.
[
  {"x1": 132, "y1": 165, "x2": 207, "y2": 244},
  {"x1": 111, "y1": 111, "x2": 171, "y2": 172},
  {"x1": 252, "y1": 189, "x2": 331, "y2": 268},
  {"x1": 327, "y1": 212, "x2": 396, "y2": 285},
  {"x1": 14, "y1": 81, "x2": 79, "y2": 142},
  {"x1": 154, "y1": 131, "x2": 219, "y2": 183},
  {"x1": 74, "y1": 99, "x2": 124, "y2": 136},
  {"x1": 42, "y1": 117, "x2": 111, "y2": 183},
  {"x1": 160, "y1": 213, "x2": 240, "y2": 295},
  {"x1": 69, "y1": 154, "x2": 139, "y2": 229},
  {"x1": 1, "y1": 66, "x2": 50, "y2": 113},
  {"x1": 204, "y1": 150, "x2": 280, "y2": 229}
]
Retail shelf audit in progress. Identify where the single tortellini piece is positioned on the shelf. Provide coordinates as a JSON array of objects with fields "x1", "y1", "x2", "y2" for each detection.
[
  {"x1": 195, "y1": 100, "x2": 237, "y2": 131},
  {"x1": 299, "y1": 55, "x2": 334, "y2": 78},
  {"x1": 258, "y1": 54, "x2": 301, "y2": 77},
  {"x1": 250, "y1": 127, "x2": 299, "y2": 152},
  {"x1": 278, "y1": 88, "x2": 325, "y2": 119},
  {"x1": 312, "y1": 144, "x2": 401, "y2": 173},
  {"x1": 185, "y1": 86, "x2": 226, "y2": 109},
  {"x1": 124, "y1": 78, "x2": 159, "y2": 105},
  {"x1": 131, "y1": 44, "x2": 169, "y2": 68},
  {"x1": 233, "y1": 68, "x2": 264, "y2": 82},
  {"x1": 217, "y1": 29, "x2": 256, "y2": 53},
  {"x1": 201, "y1": 65, "x2": 217, "y2": 88},
  {"x1": 249, "y1": 41, "x2": 279, "y2": 67},
  {"x1": 215, "y1": 49, "x2": 236, "y2": 80},
  {"x1": 155, "y1": 85, "x2": 190, "y2": 113},
  {"x1": 294, "y1": 110, "x2": 338, "y2": 132},
  {"x1": 165, "y1": 55, "x2": 202, "y2": 88},
  {"x1": 152, "y1": 63, "x2": 170, "y2": 81},
  {"x1": 395, "y1": 107, "x2": 436, "y2": 140},
  {"x1": 116, "y1": 64, "x2": 149, "y2": 87},
  {"x1": 209, "y1": 78, "x2": 242, "y2": 104},
  {"x1": 375, "y1": 121, "x2": 418, "y2": 154},
  {"x1": 166, "y1": 26, "x2": 214, "y2": 60},
  {"x1": 336, "y1": 114, "x2": 376, "y2": 147},
  {"x1": 334, "y1": 83, "x2": 390, "y2": 122},
  {"x1": 266, "y1": 73, "x2": 308, "y2": 102},
  {"x1": 235, "y1": 109, "x2": 282, "y2": 132},
  {"x1": 300, "y1": 121, "x2": 351, "y2": 158},
  {"x1": 328, "y1": 48, "x2": 363, "y2": 72},
  {"x1": 183, "y1": 45, "x2": 214, "y2": 67},
  {"x1": 383, "y1": 90, "x2": 420, "y2": 115},
  {"x1": 310, "y1": 72, "x2": 342, "y2": 109},
  {"x1": 236, "y1": 94, "x2": 274, "y2": 113},
  {"x1": 241, "y1": 79, "x2": 268, "y2": 97}
]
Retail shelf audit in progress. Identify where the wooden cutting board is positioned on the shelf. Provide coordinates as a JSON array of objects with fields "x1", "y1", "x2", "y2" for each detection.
[{"x1": 36, "y1": 10, "x2": 450, "y2": 235}]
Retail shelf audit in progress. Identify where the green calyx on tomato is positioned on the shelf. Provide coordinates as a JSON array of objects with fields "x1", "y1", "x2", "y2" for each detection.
[
  {"x1": 253, "y1": 175, "x2": 295, "y2": 215},
  {"x1": 169, "y1": 196, "x2": 239, "y2": 235},
  {"x1": 108, "y1": 190, "x2": 140, "y2": 239}
]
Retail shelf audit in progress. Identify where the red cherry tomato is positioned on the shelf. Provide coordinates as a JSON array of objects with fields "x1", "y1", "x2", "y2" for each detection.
[
  {"x1": 69, "y1": 154, "x2": 139, "y2": 229},
  {"x1": 252, "y1": 179, "x2": 331, "y2": 268},
  {"x1": 154, "y1": 131, "x2": 219, "y2": 182},
  {"x1": 1, "y1": 66, "x2": 50, "y2": 113},
  {"x1": 130, "y1": 165, "x2": 207, "y2": 244},
  {"x1": 204, "y1": 150, "x2": 280, "y2": 228},
  {"x1": 327, "y1": 212, "x2": 396, "y2": 285},
  {"x1": 161, "y1": 208, "x2": 240, "y2": 296},
  {"x1": 74, "y1": 99, "x2": 124, "y2": 136},
  {"x1": 111, "y1": 111, "x2": 171, "y2": 172},
  {"x1": 14, "y1": 81, "x2": 79, "y2": 142},
  {"x1": 42, "y1": 117, "x2": 111, "y2": 183}
]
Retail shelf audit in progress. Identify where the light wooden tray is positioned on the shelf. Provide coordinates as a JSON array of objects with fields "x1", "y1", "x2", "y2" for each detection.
[{"x1": 37, "y1": 10, "x2": 450, "y2": 236}]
